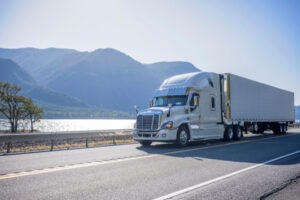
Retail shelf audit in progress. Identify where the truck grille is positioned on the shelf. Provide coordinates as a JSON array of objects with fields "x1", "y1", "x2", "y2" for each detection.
[{"x1": 137, "y1": 114, "x2": 160, "y2": 130}]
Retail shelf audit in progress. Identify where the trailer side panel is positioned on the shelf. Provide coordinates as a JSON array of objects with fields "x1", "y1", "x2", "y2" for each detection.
[{"x1": 227, "y1": 74, "x2": 294, "y2": 122}]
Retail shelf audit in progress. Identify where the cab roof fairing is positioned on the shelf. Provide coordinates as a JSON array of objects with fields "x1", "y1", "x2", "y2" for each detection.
[{"x1": 153, "y1": 72, "x2": 216, "y2": 97}]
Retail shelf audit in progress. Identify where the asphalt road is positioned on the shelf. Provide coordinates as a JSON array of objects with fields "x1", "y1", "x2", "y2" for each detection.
[{"x1": 1, "y1": 129, "x2": 300, "y2": 200}]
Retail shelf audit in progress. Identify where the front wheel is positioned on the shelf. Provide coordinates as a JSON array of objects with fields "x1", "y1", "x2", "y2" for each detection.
[{"x1": 176, "y1": 126, "x2": 190, "y2": 147}]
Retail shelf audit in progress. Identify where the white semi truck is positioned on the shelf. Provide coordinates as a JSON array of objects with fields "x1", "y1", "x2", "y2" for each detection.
[{"x1": 133, "y1": 72, "x2": 295, "y2": 147}]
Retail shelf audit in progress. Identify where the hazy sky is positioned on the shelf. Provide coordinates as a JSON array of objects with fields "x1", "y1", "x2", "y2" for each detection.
[{"x1": 0, "y1": 0, "x2": 299, "y2": 104}]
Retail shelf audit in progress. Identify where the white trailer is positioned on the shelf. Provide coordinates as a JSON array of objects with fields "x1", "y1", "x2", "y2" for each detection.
[
  {"x1": 226, "y1": 74, "x2": 294, "y2": 134},
  {"x1": 133, "y1": 72, "x2": 295, "y2": 147}
]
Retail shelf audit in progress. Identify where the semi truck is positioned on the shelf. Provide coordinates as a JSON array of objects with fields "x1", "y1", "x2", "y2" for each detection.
[{"x1": 133, "y1": 72, "x2": 295, "y2": 147}]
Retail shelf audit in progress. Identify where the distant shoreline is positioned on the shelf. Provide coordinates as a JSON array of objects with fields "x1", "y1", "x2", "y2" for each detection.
[{"x1": 0, "y1": 119, "x2": 135, "y2": 133}]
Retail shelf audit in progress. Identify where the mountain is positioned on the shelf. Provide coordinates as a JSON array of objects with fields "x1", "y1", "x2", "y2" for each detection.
[
  {"x1": 0, "y1": 58, "x2": 36, "y2": 91},
  {"x1": 48, "y1": 49, "x2": 152, "y2": 110},
  {"x1": 0, "y1": 58, "x2": 86, "y2": 108},
  {"x1": 46, "y1": 48, "x2": 200, "y2": 110},
  {"x1": 0, "y1": 48, "x2": 201, "y2": 113},
  {"x1": 0, "y1": 47, "x2": 79, "y2": 79}
]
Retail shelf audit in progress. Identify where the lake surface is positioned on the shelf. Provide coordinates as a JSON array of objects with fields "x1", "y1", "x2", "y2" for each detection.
[{"x1": 0, "y1": 119, "x2": 135, "y2": 132}]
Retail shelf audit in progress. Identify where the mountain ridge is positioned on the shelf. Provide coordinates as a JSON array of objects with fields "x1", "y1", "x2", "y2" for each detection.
[
  {"x1": 0, "y1": 47, "x2": 201, "y2": 113},
  {"x1": 0, "y1": 58, "x2": 87, "y2": 108}
]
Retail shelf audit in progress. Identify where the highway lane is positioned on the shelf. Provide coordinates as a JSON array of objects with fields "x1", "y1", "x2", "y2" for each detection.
[
  {"x1": 1, "y1": 130, "x2": 296, "y2": 175},
  {"x1": 0, "y1": 131, "x2": 279, "y2": 175},
  {"x1": 0, "y1": 129, "x2": 300, "y2": 200},
  {"x1": 170, "y1": 153, "x2": 300, "y2": 200}
]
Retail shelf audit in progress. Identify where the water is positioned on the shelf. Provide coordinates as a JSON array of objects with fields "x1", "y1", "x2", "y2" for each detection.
[{"x1": 0, "y1": 119, "x2": 135, "y2": 132}]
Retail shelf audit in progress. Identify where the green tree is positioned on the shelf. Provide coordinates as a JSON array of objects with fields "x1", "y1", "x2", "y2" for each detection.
[
  {"x1": 0, "y1": 82, "x2": 43, "y2": 132},
  {"x1": 24, "y1": 98, "x2": 43, "y2": 132}
]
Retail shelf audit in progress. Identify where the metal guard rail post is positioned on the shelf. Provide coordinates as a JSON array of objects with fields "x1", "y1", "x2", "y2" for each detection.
[{"x1": 0, "y1": 129, "x2": 133, "y2": 154}]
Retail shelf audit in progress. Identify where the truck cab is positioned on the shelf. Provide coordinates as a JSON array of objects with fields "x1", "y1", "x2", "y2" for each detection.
[{"x1": 133, "y1": 72, "x2": 226, "y2": 147}]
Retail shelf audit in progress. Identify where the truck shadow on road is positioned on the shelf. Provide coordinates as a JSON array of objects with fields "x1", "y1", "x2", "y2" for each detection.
[{"x1": 136, "y1": 132, "x2": 300, "y2": 166}]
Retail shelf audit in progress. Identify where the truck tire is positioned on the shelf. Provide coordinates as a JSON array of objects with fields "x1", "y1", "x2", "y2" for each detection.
[
  {"x1": 283, "y1": 124, "x2": 288, "y2": 134},
  {"x1": 258, "y1": 123, "x2": 265, "y2": 134},
  {"x1": 253, "y1": 123, "x2": 259, "y2": 134},
  {"x1": 233, "y1": 125, "x2": 243, "y2": 140},
  {"x1": 176, "y1": 126, "x2": 190, "y2": 147},
  {"x1": 224, "y1": 126, "x2": 234, "y2": 141},
  {"x1": 273, "y1": 123, "x2": 280, "y2": 135},
  {"x1": 273, "y1": 123, "x2": 287, "y2": 135},
  {"x1": 281, "y1": 124, "x2": 287, "y2": 135},
  {"x1": 139, "y1": 141, "x2": 152, "y2": 146},
  {"x1": 258, "y1": 128, "x2": 265, "y2": 134}
]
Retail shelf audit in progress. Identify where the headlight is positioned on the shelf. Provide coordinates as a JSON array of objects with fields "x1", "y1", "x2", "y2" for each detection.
[
  {"x1": 133, "y1": 122, "x2": 137, "y2": 129},
  {"x1": 161, "y1": 121, "x2": 173, "y2": 129}
]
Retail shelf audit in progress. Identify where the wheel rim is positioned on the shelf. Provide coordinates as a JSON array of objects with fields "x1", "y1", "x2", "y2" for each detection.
[
  {"x1": 236, "y1": 128, "x2": 241, "y2": 138},
  {"x1": 254, "y1": 124, "x2": 258, "y2": 133},
  {"x1": 228, "y1": 128, "x2": 233, "y2": 139},
  {"x1": 283, "y1": 125, "x2": 287, "y2": 133},
  {"x1": 180, "y1": 130, "x2": 188, "y2": 145}
]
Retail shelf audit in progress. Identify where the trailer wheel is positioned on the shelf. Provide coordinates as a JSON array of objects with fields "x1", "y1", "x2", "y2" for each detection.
[
  {"x1": 139, "y1": 141, "x2": 152, "y2": 146},
  {"x1": 253, "y1": 123, "x2": 259, "y2": 134},
  {"x1": 273, "y1": 123, "x2": 280, "y2": 135},
  {"x1": 258, "y1": 124, "x2": 265, "y2": 134},
  {"x1": 283, "y1": 124, "x2": 288, "y2": 134},
  {"x1": 176, "y1": 126, "x2": 190, "y2": 147},
  {"x1": 258, "y1": 128, "x2": 265, "y2": 134},
  {"x1": 281, "y1": 124, "x2": 287, "y2": 135},
  {"x1": 224, "y1": 126, "x2": 234, "y2": 141},
  {"x1": 233, "y1": 126, "x2": 243, "y2": 140}
]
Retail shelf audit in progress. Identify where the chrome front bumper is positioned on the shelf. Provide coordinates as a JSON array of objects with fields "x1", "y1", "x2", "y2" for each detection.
[{"x1": 133, "y1": 128, "x2": 177, "y2": 141}]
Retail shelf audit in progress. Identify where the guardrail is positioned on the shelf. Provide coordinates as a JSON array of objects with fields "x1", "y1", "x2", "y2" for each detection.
[
  {"x1": 289, "y1": 123, "x2": 300, "y2": 128},
  {"x1": 0, "y1": 129, "x2": 133, "y2": 154}
]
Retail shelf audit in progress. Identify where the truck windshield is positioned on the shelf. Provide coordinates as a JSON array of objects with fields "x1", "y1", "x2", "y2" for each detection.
[{"x1": 152, "y1": 95, "x2": 188, "y2": 107}]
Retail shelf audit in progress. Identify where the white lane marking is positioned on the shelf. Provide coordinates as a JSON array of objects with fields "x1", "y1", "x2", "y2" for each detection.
[
  {"x1": 0, "y1": 155, "x2": 157, "y2": 180},
  {"x1": 154, "y1": 150, "x2": 300, "y2": 200},
  {"x1": 0, "y1": 133, "x2": 297, "y2": 180},
  {"x1": 0, "y1": 135, "x2": 272, "y2": 179}
]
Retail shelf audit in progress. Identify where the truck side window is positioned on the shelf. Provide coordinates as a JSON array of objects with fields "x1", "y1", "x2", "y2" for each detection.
[{"x1": 211, "y1": 96, "x2": 216, "y2": 110}]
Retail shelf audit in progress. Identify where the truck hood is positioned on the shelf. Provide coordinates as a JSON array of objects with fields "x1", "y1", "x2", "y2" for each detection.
[
  {"x1": 138, "y1": 107, "x2": 168, "y2": 115},
  {"x1": 138, "y1": 106, "x2": 186, "y2": 118}
]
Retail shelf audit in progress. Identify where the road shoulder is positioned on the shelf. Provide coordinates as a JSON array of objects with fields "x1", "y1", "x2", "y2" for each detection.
[{"x1": 263, "y1": 175, "x2": 300, "y2": 200}]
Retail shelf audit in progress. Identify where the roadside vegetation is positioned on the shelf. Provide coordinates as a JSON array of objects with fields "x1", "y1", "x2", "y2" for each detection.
[
  {"x1": 0, "y1": 134, "x2": 134, "y2": 154},
  {"x1": 0, "y1": 82, "x2": 43, "y2": 133}
]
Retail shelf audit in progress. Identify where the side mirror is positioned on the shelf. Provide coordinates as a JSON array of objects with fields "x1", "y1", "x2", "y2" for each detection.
[
  {"x1": 167, "y1": 104, "x2": 172, "y2": 117},
  {"x1": 190, "y1": 96, "x2": 199, "y2": 112},
  {"x1": 149, "y1": 100, "x2": 153, "y2": 107},
  {"x1": 134, "y1": 105, "x2": 139, "y2": 114},
  {"x1": 194, "y1": 96, "x2": 200, "y2": 106}
]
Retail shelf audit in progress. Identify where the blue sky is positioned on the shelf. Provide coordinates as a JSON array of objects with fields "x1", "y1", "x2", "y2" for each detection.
[{"x1": 0, "y1": 0, "x2": 299, "y2": 104}]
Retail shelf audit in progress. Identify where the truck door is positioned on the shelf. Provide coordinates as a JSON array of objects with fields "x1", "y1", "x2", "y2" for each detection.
[
  {"x1": 188, "y1": 92, "x2": 202, "y2": 139},
  {"x1": 199, "y1": 94, "x2": 223, "y2": 138}
]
